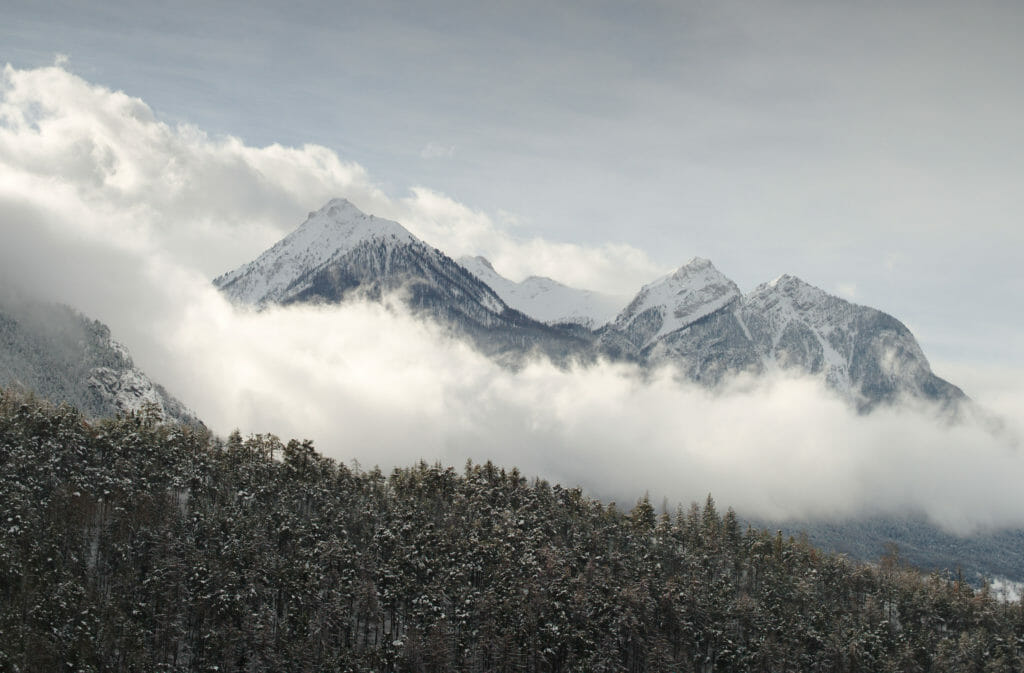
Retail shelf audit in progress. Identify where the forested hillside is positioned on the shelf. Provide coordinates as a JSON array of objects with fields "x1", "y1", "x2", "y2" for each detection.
[{"x1": 1, "y1": 389, "x2": 1022, "y2": 672}]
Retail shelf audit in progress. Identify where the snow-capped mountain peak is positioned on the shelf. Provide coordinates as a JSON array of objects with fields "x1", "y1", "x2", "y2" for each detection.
[
  {"x1": 465, "y1": 255, "x2": 495, "y2": 272},
  {"x1": 214, "y1": 199, "x2": 417, "y2": 305},
  {"x1": 213, "y1": 201, "x2": 606, "y2": 362},
  {"x1": 613, "y1": 256, "x2": 741, "y2": 346},
  {"x1": 457, "y1": 255, "x2": 627, "y2": 328},
  {"x1": 753, "y1": 274, "x2": 835, "y2": 312}
]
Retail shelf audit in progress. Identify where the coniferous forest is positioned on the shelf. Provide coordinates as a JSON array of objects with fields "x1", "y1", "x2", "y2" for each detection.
[{"x1": 2, "y1": 389, "x2": 1023, "y2": 672}]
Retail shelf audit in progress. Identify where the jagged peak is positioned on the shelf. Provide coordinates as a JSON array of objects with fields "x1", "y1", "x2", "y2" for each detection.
[
  {"x1": 311, "y1": 197, "x2": 358, "y2": 217},
  {"x1": 766, "y1": 273, "x2": 808, "y2": 288},
  {"x1": 682, "y1": 256, "x2": 714, "y2": 270},
  {"x1": 613, "y1": 257, "x2": 740, "y2": 343},
  {"x1": 643, "y1": 256, "x2": 737, "y2": 295},
  {"x1": 295, "y1": 198, "x2": 414, "y2": 244},
  {"x1": 751, "y1": 274, "x2": 831, "y2": 304},
  {"x1": 214, "y1": 198, "x2": 420, "y2": 304}
]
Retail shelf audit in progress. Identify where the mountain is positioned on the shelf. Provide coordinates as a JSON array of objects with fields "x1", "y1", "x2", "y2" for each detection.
[
  {"x1": 611, "y1": 257, "x2": 742, "y2": 347},
  {"x1": 457, "y1": 255, "x2": 626, "y2": 328},
  {"x1": 214, "y1": 199, "x2": 420, "y2": 306},
  {"x1": 215, "y1": 199, "x2": 963, "y2": 411},
  {"x1": 741, "y1": 274, "x2": 963, "y2": 410},
  {"x1": 598, "y1": 258, "x2": 964, "y2": 411},
  {"x1": 214, "y1": 199, "x2": 593, "y2": 363},
  {"x1": 0, "y1": 294, "x2": 198, "y2": 425},
  {"x1": 597, "y1": 257, "x2": 760, "y2": 384}
]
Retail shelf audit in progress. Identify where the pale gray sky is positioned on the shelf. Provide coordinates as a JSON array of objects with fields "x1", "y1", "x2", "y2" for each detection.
[{"x1": 3, "y1": 0, "x2": 1023, "y2": 371}]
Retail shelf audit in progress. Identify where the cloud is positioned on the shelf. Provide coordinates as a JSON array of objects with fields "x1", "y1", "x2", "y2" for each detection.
[
  {"x1": 0, "y1": 63, "x2": 663, "y2": 296},
  {"x1": 420, "y1": 141, "x2": 455, "y2": 159},
  {"x1": 397, "y1": 187, "x2": 664, "y2": 295},
  {"x1": 145, "y1": 284, "x2": 1024, "y2": 536},
  {"x1": 98, "y1": 255, "x2": 1021, "y2": 536},
  {"x1": 2, "y1": 63, "x2": 1023, "y2": 536},
  {"x1": 836, "y1": 282, "x2": 858, "y2": 300}
]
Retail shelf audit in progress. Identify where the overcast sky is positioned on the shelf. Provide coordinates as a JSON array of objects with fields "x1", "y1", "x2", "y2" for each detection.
[
  {"x1": 2, "y1": 1, "x2": 1023, "y2": 527},
  {"x1": 4, "y1": 0, "x2": 1024, "y2": 370}
]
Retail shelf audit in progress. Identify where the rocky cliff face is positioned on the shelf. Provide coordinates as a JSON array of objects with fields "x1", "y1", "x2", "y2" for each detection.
[
  {"x1": 0, "y1": 297, "x2": 199, "y2": 425},
  {"x1": 596, "y1": 260, "x2": 963, "y2": 411}
]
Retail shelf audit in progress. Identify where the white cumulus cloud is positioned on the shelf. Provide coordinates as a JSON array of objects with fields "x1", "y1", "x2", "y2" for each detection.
[{"x1": 0, "y1": 63, "x2": 662, "y2": 295}]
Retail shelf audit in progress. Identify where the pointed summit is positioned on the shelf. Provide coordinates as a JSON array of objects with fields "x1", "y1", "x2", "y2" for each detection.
[
  {"x1": 214, "y1": 198, "x2": 416, "y2": 305},
  {"x1": 463, "y1": 255, "x2": 495, "y2": 273},
  {"x1": 612, "y1": 257, "x2": 741, "y2": 347},
  {"x1": 212, "y1": 200, "x2": 596, "y2": 362},
  {"x1": 681, "y1": 256, "x2": 714, "y2": 270},
  {"x1": 751, "y1": 273, "x2": 835, "y2": 312},
  {"x1": 293, "y1": 198, "x2": 415, "y2": 255},
  {"x1": 318, "y1": 196, "x2": 356, "y2": 210}
]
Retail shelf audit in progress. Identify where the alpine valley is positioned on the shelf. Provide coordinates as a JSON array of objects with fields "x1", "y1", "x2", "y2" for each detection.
[
  {"x1": 2, "y1": 197, "x2": 1016, "y2": 591},
  {"x1": 210, "y1": 198, "x2": 1024, "y2": 586}
]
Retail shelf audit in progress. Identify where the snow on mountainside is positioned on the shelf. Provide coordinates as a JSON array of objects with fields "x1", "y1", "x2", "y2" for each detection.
[
  {"x1": 458, "y1": 255, "x2": 626, "y2": 328},
  {"x1": 214, "y1": 199, "x2": 423, "y2": 306},
  {"x1": 599, "y1": 261, "x2": 964, "y2": 410},
  {"x1": 742, "y1": 275, "x2": 859, "y2": 392},
  {"x1": 0, "y1": 297, "x2": 199, "y2": 425},
  {"x1": 213, "y1": 196, "x2": 963, "y2": 410},
  {"x1": 214, "y1": 199, "x2": 593, "y2": 363},
  {"x1": 611, "y1": 257, "x2": 742, "y2": 348},
  {"x1": 740, "y1": 274, "x2": 963, "y2": 409}
]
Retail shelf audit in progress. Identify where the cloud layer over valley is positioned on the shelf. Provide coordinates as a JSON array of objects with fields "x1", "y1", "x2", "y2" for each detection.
[{"x1": 2, "y1": 64, "x2": 1022, "y2": 535}]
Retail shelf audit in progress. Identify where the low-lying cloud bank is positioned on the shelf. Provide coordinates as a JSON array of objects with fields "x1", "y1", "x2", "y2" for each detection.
[
  {"x1": 107, "y1": 277, "x2": 1024, "y2": 535},
  {"x1": 1, "y1": 62, "x2": 1022, "y2": 536}
]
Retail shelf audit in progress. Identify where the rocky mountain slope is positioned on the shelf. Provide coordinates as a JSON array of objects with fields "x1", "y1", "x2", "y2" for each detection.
[
  {"x1": 214, "y1": 199, "x2": 593, "y2": 363},
  {"x1": 0, "y1": 295, "x2": 198, "y2": 425},
  {"x1": 597, "y1": 258, "x2": 964, "y2": 411}
]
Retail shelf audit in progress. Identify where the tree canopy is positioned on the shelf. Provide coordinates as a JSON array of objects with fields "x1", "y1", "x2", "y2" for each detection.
[{"x1": 1, "y1": 389, "x2": 1021, "y2": 672}]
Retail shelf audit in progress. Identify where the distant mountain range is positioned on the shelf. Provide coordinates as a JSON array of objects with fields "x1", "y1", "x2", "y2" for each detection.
[{"x1": 216, "y1": 198, "x2": 964, "y2": 413}]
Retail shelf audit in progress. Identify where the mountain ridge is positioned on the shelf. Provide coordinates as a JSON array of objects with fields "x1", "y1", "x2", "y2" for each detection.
[
  {"x1": 457, "y1": 254, "x2": 625, "y2": 328},
  {"x1": 214, "y1": 198, "x2": 965, "y2": 412}
]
